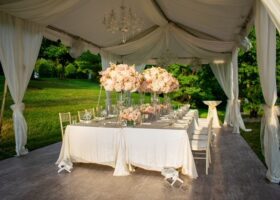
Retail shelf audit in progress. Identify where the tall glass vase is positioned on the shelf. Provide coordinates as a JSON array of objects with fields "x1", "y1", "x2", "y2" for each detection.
[
  {"x1": 163, "y1": 93, "x2": 171, "y2": 115},
  {"x1": 151, "y1": 92, "x2": 160, "y2": 120},
  {"x1": 139, "y1": 92, "x2": 145, "y2": 105}
]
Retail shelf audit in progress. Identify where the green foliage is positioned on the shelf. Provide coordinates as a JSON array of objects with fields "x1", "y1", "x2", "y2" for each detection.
[
  {"x1": 241, "y1": 122, "x2": 265, "y2": 164},
  {"x1": 38, "y1": 38, "x2": 101, "y2": 81},
  {"x1": 238, "y1": 63, "x2": 263, "y2": 117},
  {"x1": 56, "y1": 64, "x2": 64, "y2": 79},
  {"x1": 65, "y1": 63, "x2": 77, "y2": 78},
  {"x1": 35, "y1": 58, "x2": 56, "y2": 77},
  {"x1": 75, "y1": 51, "x2": 101, "y2": 81},
  {"x1": 167, "y1": 64, "x2": 225, "y2": 108}
]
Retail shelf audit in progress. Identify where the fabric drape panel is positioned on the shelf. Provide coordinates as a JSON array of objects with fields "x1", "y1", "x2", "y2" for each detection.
[
  {"x1": 261, "y1": 0, "x2": 280, "y2": 33},
  {"x1": 210, "y1": 50, "x2": 249, "y2": 133},
  {"x1": 103, "y1": 26, "x2": 167, "y2": 65},
  {"x1": 103, "y1": 23, "x2": 233, "y2": 66},
  {"x1": 0, "y1": 12, "x2": 44, "y2": 155},
  {"x1": 231, "y1": 49, "x2": 251, "y2": 133},
  {"x1": 138, "y1": 0, "x2": 168, "y2": 26},
  {"x1": 171, "y1": 25, "x2": 234, "y2": 53},
  {"x1": 210, "y1": 60, "x2": 233, "y2": 126},
  {"x1": 0, "y1": 0, "x2": 84, "y2": 24},
  {"x1": 255, "y1": 0, "x2": 280, "y2": 183}
]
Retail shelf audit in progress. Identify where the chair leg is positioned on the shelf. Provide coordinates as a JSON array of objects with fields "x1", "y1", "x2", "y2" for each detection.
[
  {"x1": 206, "y1": 157, "x2": 209, "y2": 175},
  {"x1": 208, "y1": 148, "x2": 211, "y2": 164}
]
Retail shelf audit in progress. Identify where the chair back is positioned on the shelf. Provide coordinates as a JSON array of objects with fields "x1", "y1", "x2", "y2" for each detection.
[
  {"x1": 207, "y1": 117, "x2": 214, "y2": 149},
  {"x1": 77, "y1": 110, "x2": 86, "y2": 122},
  {"x1": 59, "y1": 112, "x2": 71, "y2": 139}
]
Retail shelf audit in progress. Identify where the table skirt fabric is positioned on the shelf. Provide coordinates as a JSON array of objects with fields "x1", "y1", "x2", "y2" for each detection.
[{"x1": 56, "y1": 111, "x2": 199, "y2": 179}]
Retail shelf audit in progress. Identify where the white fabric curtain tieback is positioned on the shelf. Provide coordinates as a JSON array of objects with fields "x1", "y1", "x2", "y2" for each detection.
[
  {"x1": 10, "y1": 103, "x2": 25, "y2": 112},
  {"x1": 263, "y1": 105, "x2": 277, "y2": 114}
]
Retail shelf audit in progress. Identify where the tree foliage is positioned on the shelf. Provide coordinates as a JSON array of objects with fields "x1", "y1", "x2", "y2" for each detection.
[
  {"x1": 36, "y1": 38, "x2": 101, "y2": 81},
  {"x1": 167, "y1": 64, "x2": 225, "y2": 108}
]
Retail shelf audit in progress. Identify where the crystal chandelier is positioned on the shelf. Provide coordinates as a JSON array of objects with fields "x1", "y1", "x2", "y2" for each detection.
[{"x1": 103, "y1": 2, "x2": 142, "y2": 43}]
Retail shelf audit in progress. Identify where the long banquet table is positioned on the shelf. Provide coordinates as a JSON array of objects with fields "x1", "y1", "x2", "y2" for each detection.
[{"x1": 56, "y1": 110, "x2": 199, "y2": 179}]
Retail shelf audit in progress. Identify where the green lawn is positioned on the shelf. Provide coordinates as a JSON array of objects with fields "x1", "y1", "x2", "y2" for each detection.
[
  {"x1": 0, "y1": 78, "x2": 107, "y2": 159},
  {"x1": 241, "y1": 122, "x2": 265, "y2": 164},
  {"x1": 0, "y1": 77, "x2": 264, "y2": 165}
]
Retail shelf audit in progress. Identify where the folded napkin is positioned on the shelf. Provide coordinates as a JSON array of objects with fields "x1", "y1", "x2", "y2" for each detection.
[
  {"x1": 141, "y1": 122, "x2": 152, "y2": 125},
  {"x1": 93, "y1": 117, "x2": 105, "y2": 121},
  {"x1": 176, "y1": 119, "x2": 189, "y2": 124},
  {"x1": 173, "y1": 123, "x2": 186, "y2": 128}
]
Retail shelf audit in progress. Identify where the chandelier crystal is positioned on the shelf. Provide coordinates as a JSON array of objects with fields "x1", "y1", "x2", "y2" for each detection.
[{"x1": 103, "y1": 2, "x2": 142, "y2": 43}]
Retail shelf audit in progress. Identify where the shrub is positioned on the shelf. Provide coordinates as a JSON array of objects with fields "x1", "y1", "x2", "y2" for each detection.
[
  {"x1": 65, "y1": 63, "x2": 77, "y2": 78},
  {"x1": 35, "y1": 58, "x2": 56, "y2": 78}
]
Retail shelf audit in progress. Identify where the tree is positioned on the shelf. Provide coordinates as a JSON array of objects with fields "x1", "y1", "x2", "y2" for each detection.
[
  {"x1": 167, "y1": 64, "x2": 225, "y2": 107},
  {"x1": 65, "y1": 63, "x2": 77, "y2": 78},
  {"x1": 35, "y1": 58, "x2": 56, "y2": 78},
  {"x1": 75, "y1": 51, "x2": 101, "y2": 81},
  {"x1": 39, "y1": 38, "x2": 74, "y2": 79}
]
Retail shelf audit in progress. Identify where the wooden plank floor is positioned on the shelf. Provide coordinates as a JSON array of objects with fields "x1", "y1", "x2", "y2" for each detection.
[{"x1": 0, "y1": 126, "x2": 279, "y2": 200}]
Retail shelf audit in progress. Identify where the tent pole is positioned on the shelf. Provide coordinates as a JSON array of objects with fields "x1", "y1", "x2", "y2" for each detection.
[{"x1": 0, "y1": 79, "x2": 8, "y2": 139}]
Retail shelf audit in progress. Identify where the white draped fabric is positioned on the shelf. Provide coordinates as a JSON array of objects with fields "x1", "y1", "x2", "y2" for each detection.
[
  {"x1": 57, "y1": 117, "x2": 198, "y2": 178},
  {"x1": 261, "y1": 0, "x2": 280, "y2": 33},
  {"x1": 0, "y1": 0, "x2": 83, "y2": 24},
  {"x1": 231, "y1": 49, "x2": 251, "y2": 133},
  {"x1": 102, "y1": 23, "x2": 232, "y2": 66},
  {"x1": 210, "y1": 59, "x2": 232, "y2": 125},
  {"x1": 210, "y1": 50, "x2": 249, "y2": 133},
  {"x1": 203, "y1": 101, "x2": 221, "y2": 128},
  {"x1": 0, "y1": 12, "x2": 44, "y2": 155},
  {"x1": 0, "y1": 1, "x2": 82, "y2": 156},
  {"x1": 255, "y1": 0, "x2": 280, "y2": 183}
]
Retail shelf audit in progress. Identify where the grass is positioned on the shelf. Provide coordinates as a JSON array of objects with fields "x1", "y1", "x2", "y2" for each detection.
[
  {"x1": 0, "y1": 77, "x2": 264, "y2": 165},
  {"x1": 241, "y1": 122, "x2": 265, "y2": 164},
  {"x1": 0, "y1": 78, "x2": 106, "y2": 159}
]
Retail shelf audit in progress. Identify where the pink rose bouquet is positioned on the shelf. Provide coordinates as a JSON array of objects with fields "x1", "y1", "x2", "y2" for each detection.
[{"x1": 100, "y1": 63, "x2": 142, "y2": 92}]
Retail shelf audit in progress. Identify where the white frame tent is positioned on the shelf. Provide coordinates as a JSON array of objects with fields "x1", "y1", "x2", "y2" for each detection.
[{"x1": 0, "y1": 0, "x2": 279, "y2": 183}]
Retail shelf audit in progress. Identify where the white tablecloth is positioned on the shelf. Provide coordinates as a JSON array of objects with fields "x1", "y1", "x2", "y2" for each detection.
[
  {"x1": 56, "y1": 111, "x2": 199, "y2": 179},
  {"x1": 124, "y1": 128, "x2": 197, "y2": 177}
]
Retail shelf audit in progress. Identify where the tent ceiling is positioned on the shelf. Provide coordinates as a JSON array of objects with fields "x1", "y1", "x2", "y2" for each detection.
[
  {"x1": 48, "y1": 0, "x2": 254, "y2": 47},
  {"x1": 0, "y1": 0, "x2": 255, "y2": 62},
  {"x1": 156, "y1": 0, "x2": 254, "y2": 41},
  {"x1": 50, "y1": 0, "x2": 155, "y2": 47}
]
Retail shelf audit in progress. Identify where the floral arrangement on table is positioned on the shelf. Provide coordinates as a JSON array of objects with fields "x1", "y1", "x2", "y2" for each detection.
[
  {"x1": 140, "y1": 103, "x2": 156, "y2": 114},
  {"x1": 119, "y1": 107, "x2": 141, "y2": 123},
  {"x1": 100, "y1": 63, "x2": 142, "y2": 92},
  {"x1": 139, "y1": 67, "x2": 179, "y2": 94}
]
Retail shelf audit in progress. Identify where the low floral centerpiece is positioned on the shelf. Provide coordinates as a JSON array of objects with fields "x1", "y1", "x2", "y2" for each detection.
[
  {"x1": 119, "y1": 107, "x2": 141, "y2": 126},
  {"x1": 140, "y1": 103, "x2": 156, "y2": 114}
]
